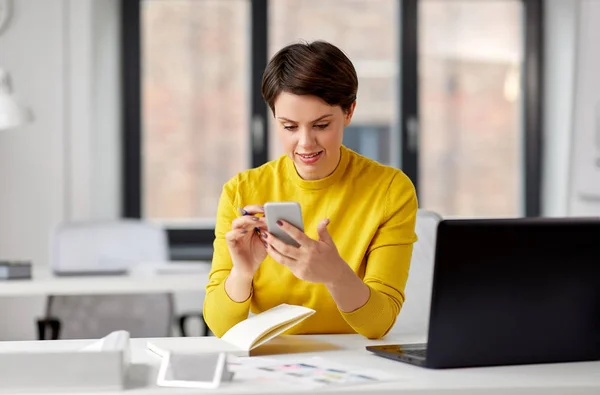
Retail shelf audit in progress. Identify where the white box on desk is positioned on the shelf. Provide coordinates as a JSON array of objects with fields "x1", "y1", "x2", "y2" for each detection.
[{"x1": 0, "y1": 331, "x2": 130, "y2": 392}]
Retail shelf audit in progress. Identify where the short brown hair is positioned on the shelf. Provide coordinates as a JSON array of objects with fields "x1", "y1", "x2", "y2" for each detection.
[{"x1": 261, "y1": 41, "x2": 358, "y2": 115}]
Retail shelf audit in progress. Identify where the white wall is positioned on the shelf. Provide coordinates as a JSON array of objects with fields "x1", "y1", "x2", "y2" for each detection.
[
  {"x1": 542, "y1": 0, "x2": 579, "y2": 216},
  {"x1": 0, "y1": 0, "x2": 121, "y2": 340},
  {"x1": 67, "y1": 0, "x2": 122, "y2": 221},
  {"x1": 567, "y1": 0, "x2": 600, "y2": 215}
]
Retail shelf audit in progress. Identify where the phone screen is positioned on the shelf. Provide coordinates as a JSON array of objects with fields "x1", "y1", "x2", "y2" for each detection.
[{"x1": 264, "y1": 202, "x2": 304, "y2": 247}]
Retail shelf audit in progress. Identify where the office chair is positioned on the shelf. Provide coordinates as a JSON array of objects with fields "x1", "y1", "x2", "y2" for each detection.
[
  {"x1": 36, "y1": 220, "x2": 209, "y2": 339},
  {"x1": 390, "y1": 209, "x2": 443, "y2": 337}
]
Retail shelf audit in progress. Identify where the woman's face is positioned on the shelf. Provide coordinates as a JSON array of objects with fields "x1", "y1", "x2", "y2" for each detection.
[{"x1": 273, "y1": 91, "x2": 355, "y2": 180}]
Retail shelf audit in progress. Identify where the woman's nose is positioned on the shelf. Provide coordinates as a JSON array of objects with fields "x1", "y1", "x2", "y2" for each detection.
[{"x1": 298, "y1": 128, "x2": 316, "y2": 148}]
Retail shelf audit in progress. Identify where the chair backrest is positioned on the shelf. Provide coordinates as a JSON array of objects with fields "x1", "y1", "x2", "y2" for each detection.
[
  {"x1": 45, "y1": 220, "x2": 173, "y2": 339},
  {"x1": 391, "y1": 209, "x2": 443, "y2": 337}
]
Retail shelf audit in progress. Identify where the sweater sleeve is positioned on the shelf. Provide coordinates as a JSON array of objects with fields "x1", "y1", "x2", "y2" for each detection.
[
  {"x1": 340, "y1": 172, "x2": 418, "y2": 339},
  {"x1": 202, "y1": 177, "x2": 253, "y2": 337}
]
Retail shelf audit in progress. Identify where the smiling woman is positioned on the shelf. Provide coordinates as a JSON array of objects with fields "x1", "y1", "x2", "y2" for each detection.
[
  {"x1": 273, "y1": 92, "x2": 351, "y2": 180},
  {"x1": 203, "y1": 41, "x2": 418, "y2": 340}
]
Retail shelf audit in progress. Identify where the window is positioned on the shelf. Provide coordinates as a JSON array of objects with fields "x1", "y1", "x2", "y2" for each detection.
[
  {"x1": 267, "y1": 0, "x2": 401, "y2": 166},
  {"x1": 418, "y1": 0, "x2": 526, "y2": 217},
  {"x1": 122, "y1": 0, "x2": 543, "y2": 258},
  {"x1": 141, "y1": 0, "x2": 250, "y2": 226}
]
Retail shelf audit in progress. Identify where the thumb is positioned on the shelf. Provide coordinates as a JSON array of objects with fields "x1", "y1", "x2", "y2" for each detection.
[{"x1": 317, "y1": 218, "x2": 333, "y2": 244}]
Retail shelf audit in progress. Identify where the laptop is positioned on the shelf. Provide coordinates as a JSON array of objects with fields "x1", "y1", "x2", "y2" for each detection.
[{"x1": 366, "y1": 217, "x2": 600, "y2": 369}]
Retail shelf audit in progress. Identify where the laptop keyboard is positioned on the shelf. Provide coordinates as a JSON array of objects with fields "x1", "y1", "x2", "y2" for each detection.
[{"x1": 402, "y1": 348, "x2": 427, "y2": 358}]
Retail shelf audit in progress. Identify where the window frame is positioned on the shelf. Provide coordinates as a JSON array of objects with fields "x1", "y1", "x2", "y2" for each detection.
[
  {"x1": 522, "y1": 0, "x2": 544, "y2": 217},
  {"x1": 121, "y1": 0, "x2": 543, "y2": 259}
]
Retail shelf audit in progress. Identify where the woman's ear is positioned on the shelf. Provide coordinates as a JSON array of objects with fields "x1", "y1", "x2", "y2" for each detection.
[{"x1": 344, "y1": 101, "x2": 357, "y2": 127}]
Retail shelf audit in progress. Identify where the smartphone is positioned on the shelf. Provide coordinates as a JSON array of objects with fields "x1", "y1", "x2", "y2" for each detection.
[{"x1": 264, "y1": 202, "x2": 304, "y2": 247}]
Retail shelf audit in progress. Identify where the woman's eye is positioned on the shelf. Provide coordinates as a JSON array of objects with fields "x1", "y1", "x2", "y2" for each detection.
[
  {"x1": 314, "y1": 124, "x2": 329, "y2": 130},
  {"x1": 283, "y1": 125, "x2": 297, "y2": 131}
]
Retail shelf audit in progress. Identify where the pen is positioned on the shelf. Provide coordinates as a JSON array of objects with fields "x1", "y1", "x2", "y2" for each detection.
[
  {"x1": 238, "y1": 207, "x2": 261, "y2": 234},
  {"x1": 238, "y1": 208, "x2": 249, "y2": 216}
]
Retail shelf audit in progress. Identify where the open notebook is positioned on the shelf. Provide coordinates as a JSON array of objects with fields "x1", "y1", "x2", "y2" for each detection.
[{"x1": 148, "y1": 304, "x2": 315, "y2": 357}]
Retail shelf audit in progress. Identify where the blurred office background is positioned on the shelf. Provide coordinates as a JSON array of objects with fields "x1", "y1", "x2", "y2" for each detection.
[{"x1": 0, "y1": 0, "x2": 597, "y2": 340}]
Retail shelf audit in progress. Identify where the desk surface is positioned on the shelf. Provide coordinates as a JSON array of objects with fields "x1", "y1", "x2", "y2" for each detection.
[
  {"x1": 2, "y1": 333, "x2": 599, "y2": 395},
  {"x1": 0, "y1": 262, "x2": 211, "y2": 296}
]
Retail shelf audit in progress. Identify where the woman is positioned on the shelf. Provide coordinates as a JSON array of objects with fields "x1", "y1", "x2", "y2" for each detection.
[{"x1": 203, "y1": 41, "x2": 418, "y2": 339}]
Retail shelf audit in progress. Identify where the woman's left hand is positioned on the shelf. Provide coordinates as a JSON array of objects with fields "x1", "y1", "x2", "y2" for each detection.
[{"x1": 262, "y1": 219, "x2": 348, "y2": 285}]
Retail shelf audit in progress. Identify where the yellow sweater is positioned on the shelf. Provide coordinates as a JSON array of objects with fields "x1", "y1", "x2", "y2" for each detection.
[{"x1": 204, "y1": 145, "x2": 418, "y2": 339}]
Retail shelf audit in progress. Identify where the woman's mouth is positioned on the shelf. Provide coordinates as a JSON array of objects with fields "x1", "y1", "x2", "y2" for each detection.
[{"x1": 296, "y1": 151, "x2": 323, "y2": 165}]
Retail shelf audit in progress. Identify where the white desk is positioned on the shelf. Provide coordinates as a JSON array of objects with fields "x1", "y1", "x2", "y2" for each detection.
[
  {"x1": 2, "y1": 334, "x2": 599, "y2": 395},
  {"x1": 0, "y1": 262, "x2": 211, "y2": 296}
]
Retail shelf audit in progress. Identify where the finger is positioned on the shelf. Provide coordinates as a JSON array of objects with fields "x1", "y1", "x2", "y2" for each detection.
[
  {"x1": 317, "y1": 218, "x2": 333, "y2": 244},
  {"x1": 239, "y1": 205, "x2": 265, "y2": 216},
  {"x1": 232, "y1": 215, "x2": 266, "y2": 230},
  {"x1": 275, "y1": 220, "x2": 311, "y2": 246},
  {"x1": 225, "y1": 229, "x2": 249, "y2": 244},
  {"x1": 266, "y1": 243, "x2": 295, "y2": 267},
  {"x1": 264, "y1": 232, "x2": 300, "y2": 260}
]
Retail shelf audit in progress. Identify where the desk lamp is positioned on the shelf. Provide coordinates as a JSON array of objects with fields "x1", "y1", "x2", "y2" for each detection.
[{"x1": 0, "y1": 68, "x2": 32, "y2": 130}]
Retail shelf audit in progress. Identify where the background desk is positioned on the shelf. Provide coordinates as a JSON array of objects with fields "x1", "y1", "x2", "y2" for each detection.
[
  {"x1": 2, "y1": 333, "x2": 599, "y2": 395},
  {"x1": 0, "y1": 262, "x2": 211, "y2": 297},
  {"x1": 0, "y1": 262, "x2": 213, "y2": 340}
]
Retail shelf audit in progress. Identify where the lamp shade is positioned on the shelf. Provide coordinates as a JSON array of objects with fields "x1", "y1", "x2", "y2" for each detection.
[{"x1": 0, "y1": 68, "x2": 32, "y2": 131}]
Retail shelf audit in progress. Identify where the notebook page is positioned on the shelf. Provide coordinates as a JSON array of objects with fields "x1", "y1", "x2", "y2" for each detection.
[{"x1": 221, "y1": 304, "x2": 315, "y2": 350}]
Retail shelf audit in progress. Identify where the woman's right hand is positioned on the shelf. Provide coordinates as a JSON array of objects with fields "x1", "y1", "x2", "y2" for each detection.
[{"x1": 225, "y1": 205, "x2": 268, "y2": 280}]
